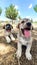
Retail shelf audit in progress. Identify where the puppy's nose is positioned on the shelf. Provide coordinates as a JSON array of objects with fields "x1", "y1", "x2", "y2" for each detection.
[{"x1": 26, "y1": 22, "x2": 31, "y2": 27}]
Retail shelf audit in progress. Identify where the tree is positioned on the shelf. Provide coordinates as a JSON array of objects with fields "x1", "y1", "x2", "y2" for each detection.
[
  {"x1": 18, "y1": 16, "x2": 22, "y2": 20},
  {"x1": 5, "y1": 4, "x2": 18, "y2": 20},
  {"x1": 0, "y1": 7, "x2": 2, "y2": 15},
  {"x1": 33, "y1": 5, "x2": 37, "y2": 12}
]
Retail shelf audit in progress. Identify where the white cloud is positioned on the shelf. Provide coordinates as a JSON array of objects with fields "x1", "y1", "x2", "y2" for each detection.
[
  {"x1": 15, "y1": 5, "x2": 18, "y2": 9},
  {"x1": 28, "y1": 4, "x2": 32, "y2": 8}
]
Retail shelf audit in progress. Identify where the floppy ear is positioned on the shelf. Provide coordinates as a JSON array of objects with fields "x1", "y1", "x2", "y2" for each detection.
[
  {"x1": 3, "y1": 25, "x2": 5, "y2": 29},
  {"x1": 17, "y1": 23, "x2": 20, "y2": 29},
  {"x1": 21, "y1": 21, "x2": 25, "y2": 23}
]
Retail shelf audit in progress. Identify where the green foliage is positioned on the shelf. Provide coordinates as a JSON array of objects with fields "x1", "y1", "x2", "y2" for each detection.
[
  {"x1": 0, "y1": 7, "x2": 2, "y2": 15},
  {"x1": 33, "y1": 5, "x2": 37, "y2": 12},
  {"x1": 5, "y1": 4, "x2": 18, "y2": 20},
  {"x1": 18, "y1": 16, "x2": 22, "y2": 20}
]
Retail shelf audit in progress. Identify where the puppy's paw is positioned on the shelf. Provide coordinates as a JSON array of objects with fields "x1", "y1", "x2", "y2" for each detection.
[
  {"x1": 12, "y1": 37, "x2": 15, "y2": 41},
  {"x1": 25, "y1": 52, "x2": 32, "y2": 60},
  {"x1": 16, "y1": 51, "x2": 21, "y2": 59},
  {"x1": 6, "y1": 38, "x2": 11, "y2": 43},
  {"x1": 10, "y1": 34, "x2": 15, "y2": 41}
]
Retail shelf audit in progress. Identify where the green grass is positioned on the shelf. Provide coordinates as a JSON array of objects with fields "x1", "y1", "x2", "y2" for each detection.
[{"x1": 32, "y1": 22, "x2": 37, "y2": 24}]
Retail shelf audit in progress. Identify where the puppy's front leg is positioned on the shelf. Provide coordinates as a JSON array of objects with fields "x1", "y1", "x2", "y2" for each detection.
[
  {"x1": 10, "y1": 34, "x2": 15, "y2": 41},
  {"x1": 16, "y1": 42, "x2": 22, "y2": 59},
  {"x1": 5, "y1": 36, "x2": 11, "y2": 43},
  {"x1": 25, "y1": 41, "x2": 32, "y2": 60}
]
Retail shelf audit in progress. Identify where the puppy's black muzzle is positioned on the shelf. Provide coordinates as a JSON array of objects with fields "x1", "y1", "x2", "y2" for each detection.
[
  {"x1": 6, "y1": 27, "x2": 11, "y2": 31},
  {"x1": 6, "y1": 28, "x2": 11, "y2": 30},
  {"x1": 26, "y1": 22, "x2": 31, "y2": 27}
]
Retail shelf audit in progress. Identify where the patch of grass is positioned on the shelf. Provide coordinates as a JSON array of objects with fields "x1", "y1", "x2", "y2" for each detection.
[{"x1": 32, "y1": 22, "x2": 37, "y2": 24}]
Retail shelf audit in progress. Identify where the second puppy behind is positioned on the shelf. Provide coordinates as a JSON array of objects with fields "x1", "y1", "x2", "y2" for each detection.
[{"x1": 3, "y1": 24, "x2": 15, "y2": 43}]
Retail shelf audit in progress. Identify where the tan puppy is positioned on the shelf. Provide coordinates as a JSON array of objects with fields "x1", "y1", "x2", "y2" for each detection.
[
  {"x1": 16, "y1": 18, "x2": 33, "y2": 60},
  {"x1": 3, "y1": 24, "x2": 15, "y2": 43}
]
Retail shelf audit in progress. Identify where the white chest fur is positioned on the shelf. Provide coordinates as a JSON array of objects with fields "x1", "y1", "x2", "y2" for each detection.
[{"x1": 18, "y1": 34, "x2": 32, "y2": 46}]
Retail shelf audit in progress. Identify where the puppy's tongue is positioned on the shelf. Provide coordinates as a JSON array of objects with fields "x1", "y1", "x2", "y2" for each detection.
[{"x1": 24, "y1": 30, "x2": 30, "y2": 38}]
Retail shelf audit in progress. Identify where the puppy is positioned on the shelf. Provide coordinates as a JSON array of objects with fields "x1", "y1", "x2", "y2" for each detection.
[
  {"x1": 3, "y1": 24, "x2": 15, "y2": 43},
  {"x1": 16, "y1": 18, "x2": 33, "y2": 60}
]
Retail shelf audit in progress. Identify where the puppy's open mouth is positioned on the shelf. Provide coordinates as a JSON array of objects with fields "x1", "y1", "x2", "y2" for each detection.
[
  {"x1": 21, "y1": 28, "x2": 31, "y2": 38},
  {"x1": 6, "y1": 29, "x2": 11, "y2": 32}
]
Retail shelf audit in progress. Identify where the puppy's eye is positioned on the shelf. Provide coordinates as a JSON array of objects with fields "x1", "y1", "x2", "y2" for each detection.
[{"x1": 21, "y1": 21, "x2": 25, "y2": 23}]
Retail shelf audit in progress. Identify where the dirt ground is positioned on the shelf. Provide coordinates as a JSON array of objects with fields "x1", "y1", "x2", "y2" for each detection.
[{"x1": 0, "y1": 28, "x2": 37, "y2": 65}]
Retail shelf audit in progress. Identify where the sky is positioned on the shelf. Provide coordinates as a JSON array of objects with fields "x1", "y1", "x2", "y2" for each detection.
[{"x1": 0, "y1": 0, "x2": 37, "y2": 21}]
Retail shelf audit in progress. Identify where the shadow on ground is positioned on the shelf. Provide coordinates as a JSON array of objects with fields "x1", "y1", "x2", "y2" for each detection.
[{"x1": 0, "y1": 29, "x2": 37, "y2": 65}]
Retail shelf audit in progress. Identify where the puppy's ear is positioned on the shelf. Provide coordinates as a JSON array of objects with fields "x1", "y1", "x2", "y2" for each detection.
[
  {"x1": 17, "y1": 23, "x2": 20, "y2": 29},
  {"x1": 21, "y1": 21, "x2": 25, "y2": 23},
  {"x1": 3, "y1": 25, "x2": 5, "y2": 29}
]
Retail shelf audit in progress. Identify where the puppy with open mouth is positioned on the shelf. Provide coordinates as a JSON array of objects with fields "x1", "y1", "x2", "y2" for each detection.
[
  {"x1": 3, "y1": 24, "x2": 15, "y2": 43},
  {"x1": 16, "y1": 18, "x2": 33, "y2": 60}
]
